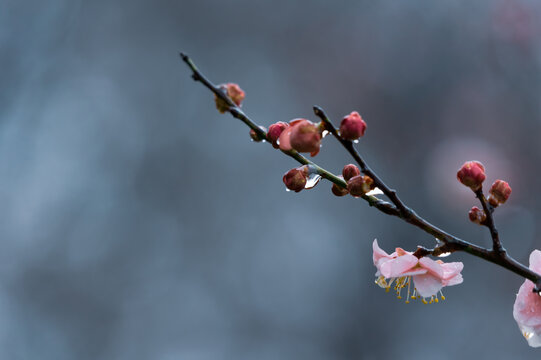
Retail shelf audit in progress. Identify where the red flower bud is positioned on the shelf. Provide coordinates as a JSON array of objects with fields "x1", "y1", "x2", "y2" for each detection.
[
  {"x1": 342, "y1": 164, "x2": 361, "y2": 182},
  {"x1": 267, "y1": 122, "x2": 289, "y2": 149},
  {"x1": 488, "y1": 180, "x2": 512, "y2": 206},
  {"x1": 283, "y1": 166, "x2": 309, "y2": 192},
  {"x1": 339, "y1": 111, "x2": 367, "y2": 141},
  {"x1": 468, "y1": 206, "x2": 486, "y2": 225},
  {"x1": 457, "y1": 161, "x2": 486, "y2": 191},
  {"x1": 249, "y1": 126, "x2": 267, "y2": 142},
  {"x1": 331, "y1": 176, "x2": 349, "y2": 197},
  {"x1": 287, "y1": 119, "x2": 322, "y2": 156},
  {"x1": 347, "y1": 175, "x2": 374, "y2": 197},
  {"x1": 215, "y1": 83, "x2": 245, "y2": 113}
]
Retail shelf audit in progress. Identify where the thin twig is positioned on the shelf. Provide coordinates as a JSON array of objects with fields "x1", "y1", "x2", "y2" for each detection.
[
  {"x1": 475, "y1": 188, "x2": 504, "y2": 254},
  {"x1": 180, "y1": 52, "x2": 541, "y2": 292},
  {"x1": 313, "y1": 106, "x2": 412, "y2": 218}
]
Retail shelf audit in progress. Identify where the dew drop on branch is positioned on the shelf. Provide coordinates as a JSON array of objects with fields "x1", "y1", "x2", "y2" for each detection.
[{"x1": 305, "y1": 173, "x2": 321, "y2": 189}]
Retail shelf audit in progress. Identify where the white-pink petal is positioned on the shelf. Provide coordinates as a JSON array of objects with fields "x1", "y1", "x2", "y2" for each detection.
[
  {"x1": 441, "y1": 262, "x2": 464, "y2": 280},
  {"x1": 412, "y1": 273, "x2": 443, "y2": 298},
  {"x1": 379, "y1": 254, "x2": 418, "y2": 279},
  {"x1": 418, "y1": 257, "x2": 444, "y2": 279},
  {"x1": 372, "y1": 239, "x2": 390, "y2": 265},
  {"x1": 529, "y1": 250, "x2": 541, "y2": 273}
]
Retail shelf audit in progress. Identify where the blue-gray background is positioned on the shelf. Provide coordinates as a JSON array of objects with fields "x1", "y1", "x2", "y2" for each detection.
[{"x1": 2, "y1": 0, "x2": 541, "y2": 358}]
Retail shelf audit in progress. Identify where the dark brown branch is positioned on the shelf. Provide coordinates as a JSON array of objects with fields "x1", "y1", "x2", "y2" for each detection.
[
  {"x1": 475, "y1": 188, "x2": 504, "y2": 254},
  {"x1": 180, "y1": 52, "x2": 541, "y2": 293},
  {"x1": 313, "y1": 106, "x2": 412, "y2": 219}
]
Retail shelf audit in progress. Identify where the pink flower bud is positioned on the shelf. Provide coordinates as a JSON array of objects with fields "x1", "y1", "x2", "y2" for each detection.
[
  {"x1": 215, "y1": 83, "x2": 245, "y2": 113},
  {"x1": 456, "y1": 161, "x2": 486, "y2": 191},
  {"x1": 488, "y1": 180, "x2": 512, "y2": 206},
  {"x1": 347, "y1": 175, "x2": 374, "y2": 197},
  {"x1": 339, "y1": 111, "x2": 367, "y2": 141},
  {"x1": 342, "y1": 164, "x2": 361, "y2": 181},
  {"x1": 288, "y1": 119, "x2": 322, "y2": 156},
  {"x1": 331, "y1": 176, "x2": 349, "y2": 197},
  {"x1": 283, "y1": 166, "x2": 309, "y2": 192},
  {"x1": 267, "y1": 122, "x2": 289, "y2": 149},
  {"x1": 249, "y1": 126, "x2": 266, "y2": 142},
  {"x1": 468, "y1": 206, "x2": 486, "y2": 225}
]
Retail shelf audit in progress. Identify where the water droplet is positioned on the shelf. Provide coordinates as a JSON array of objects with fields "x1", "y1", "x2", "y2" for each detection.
[
  {"x1": 285, "y1": 188, "x2": 291, "y2": 192},
  {"x1": 353, "y1": 139, "x2": 360, "y2": 144},
  {"x1": 366, "y1": 187, "x2": 383, "y2": 196},
  {"x1": 437, "y1": 252, "x2": 451, "y2": 258},
  {"x1": 321, "y1": 130, "x2": 330, "y2": 138},
  {"x1": 305, "y1": 173, "x2": 321, "y2": 189}
]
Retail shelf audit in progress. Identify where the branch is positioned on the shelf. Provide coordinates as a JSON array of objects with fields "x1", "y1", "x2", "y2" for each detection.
[
  {"x1": 180, "y1": 52, "x2": 541, "y2": 292},
  {"x1": 475, "y1": 188, "x2": 504, "y2": 254}
]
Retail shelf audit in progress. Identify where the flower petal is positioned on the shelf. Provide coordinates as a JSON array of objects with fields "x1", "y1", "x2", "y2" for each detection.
[
  {"x1": 443, "y1": 273, "x2": 463, "y2": 286},
  {"x1": 412, "y1": 273, "x2": 443, "y2": 298},
  {"x1": 379, "y1": 254, "x2": 418, "y2": 278},
  {"x1": 372, "y1": 239, "x2": 390, "y2": 266},
  {"x1": 514, "y1": 279, "x2": 541, "y2": 328},
  {"x1": 441, "y1": 262, "x2": 464, "y2": 280},
  {"x1": 278, "y1": 126, "x2": 293, "y2": 151},
  {"x1": 530, "y1": 250, "x2": 541, "y2": 273},
  {"x1": 418, "y1": 257, "x2": 445, "y2": 279}
]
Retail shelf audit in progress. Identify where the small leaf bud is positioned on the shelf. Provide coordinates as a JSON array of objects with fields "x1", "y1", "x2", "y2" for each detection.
[{"x1": 215, "y1": 83, "x2": 245, "y2": 113}]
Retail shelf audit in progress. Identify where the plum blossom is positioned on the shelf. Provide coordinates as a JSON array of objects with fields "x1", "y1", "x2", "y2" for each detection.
[
  {"x1": 373, "y1": 239, "x2": 464, "y2": 304},
  {"x1": 513, "y1": 250, "x2": 541, "y2": 347}
]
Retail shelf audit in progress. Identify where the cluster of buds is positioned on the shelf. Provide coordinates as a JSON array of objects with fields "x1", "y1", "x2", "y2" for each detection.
[
  {"x1": 457, "y1": 161, "x2": 512, "y2": 224},
  {"x1": 330, "y1": 164, "x2": 375, "y2": 197}
]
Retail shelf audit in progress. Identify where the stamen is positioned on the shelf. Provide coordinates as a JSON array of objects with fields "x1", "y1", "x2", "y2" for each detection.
[
  {"x1": 439, "y1": 290, "x2": 446, "y2": 301},
  {"x1": 422, "y1": 298, "x2": 428, "y2": 305}
]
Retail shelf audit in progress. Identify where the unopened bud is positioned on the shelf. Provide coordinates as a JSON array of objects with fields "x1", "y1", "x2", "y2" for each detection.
[
  {"x1": 215, "y1": 83, "x2": 245, "y2": 113},
  {"x1": 288, "y1": 119, "x2": 322, "y2": 156},
  {"x1": 488, "y1": 180, "x2": 512, "y2": 206},
  {"x1": 457, "y1": 161, "x2": 486, "y2": 191},
  {"x1": 468, "y1": 206, "x2": 486, "y2": 225},
  {"x1": 331, "y1": 176, "x2": 349, "y2": 197},
  {"x1": 342, "y1": 164, "x2": 361, "y2": 181},
  {"x1": 267, "y1": 122, "x2": 289, "y2": 149},
  {"x1": 347, "y1": 175, "x2": 374, "y2": 197},
  {"x1": 339, "y1": 111, "x2": 367, "y2": 141},
  {"x1": 249, "y1": 126, "x2": 267, "y2": 142},
  {"x1": 283, "y1": 166, "x2": 309, "y2": 192}
]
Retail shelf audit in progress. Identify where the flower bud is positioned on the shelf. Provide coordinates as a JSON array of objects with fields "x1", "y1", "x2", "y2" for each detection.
[
  {"x1": 342, "y1": 164, "x2": 361, "y2": 181},
  {"x1": 488, "y1": 180, "x2": 512, "y2": 206},
  {"x1": 267, "y1": 122, "x2": 289, "y2": 149},
  {"x1": 347, "y1": 175, "x2": 374, "y2": 197},
  {"x1": 331, "y1": 176, "x2": 349, "y2": 197},
  {"x1": 457, "y1": 161, "x2": 486, "y2": 191},
  {"x1": 283, "y1": 166, "x2": 309, "y2": 192},
  {"x1": 339, "y1": 111, "x2": 367, "y2": 141},
  {"x1": 249, "y1": 126, "x2": 267, "y2": 142},
  {"x1": 215, "y1": 83, "x2": 245, "y2": 113},
  {"x1": 468, "y1": 206, "x2": 486, "y2": 225},
  {"x1": 288, "y1": 119, "x2": 322, "y2": 156}
]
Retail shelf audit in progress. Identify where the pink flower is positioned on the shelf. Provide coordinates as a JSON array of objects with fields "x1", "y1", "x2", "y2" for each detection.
[
  {"x1": 373, "y1": 239, "x2": 464, "y2": 304},
  {"x1": 513, "y1": 250, "x2": 541, "y2": 347}
]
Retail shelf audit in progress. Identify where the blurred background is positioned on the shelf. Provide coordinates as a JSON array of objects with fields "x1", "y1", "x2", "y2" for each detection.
[{"x1": 2, "y1": 0, "x2": 541, "y2": 358}]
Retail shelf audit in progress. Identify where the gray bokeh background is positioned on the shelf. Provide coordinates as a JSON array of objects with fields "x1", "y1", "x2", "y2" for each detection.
[{"x1": 2, "y1": 0, "x2": 541, "y2": 358}]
